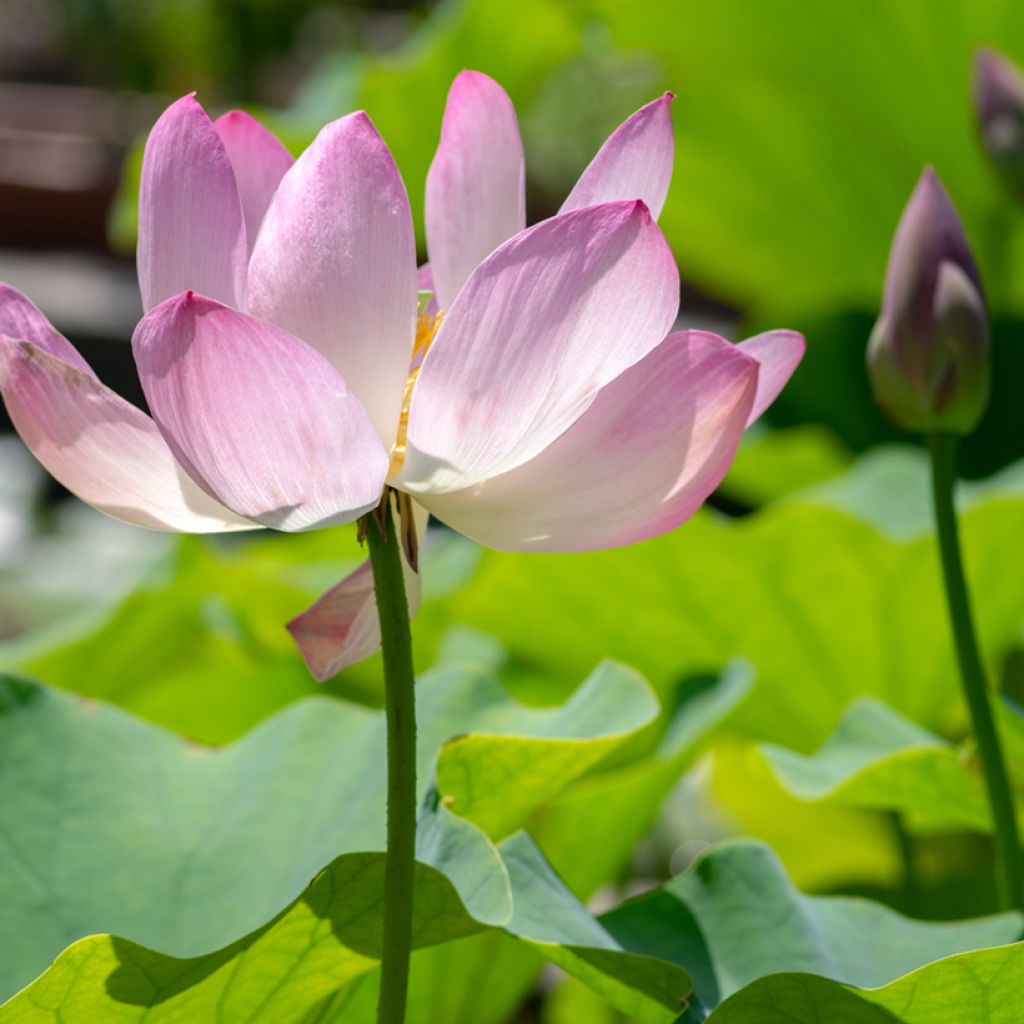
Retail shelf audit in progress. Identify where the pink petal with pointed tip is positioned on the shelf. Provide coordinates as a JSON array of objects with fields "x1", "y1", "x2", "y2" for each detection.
[
  {"x1": 0, "y1": 283, "x2": 93, "y2": 375},
  {"x1": 561, "y1": 93, "x2": 675, "y2": 219},
  {"x1": 288, "y1": 502, "x2": 427, "y2": 679},
  {"x1": 0, "y1": 337, "x2": 254, "y2": 532},
  {"x1": 248, "y1": 111, "x2": 417, "y2": 447},
  {"x1": 214, "y1": 110, "x2": 294, "y2": 256},
  {"x1": 425, "y1": 71, "x2": 525, "y2": 309},
  {"x1": 138, "y1": 94, "x2": 248, "y2": 312},
  {"x1": 399, "y1": 200, "x2": 679, "y2": 494},
  {"x1": 132, "y1": 292, "x2": 388, "y2": 532},
  {"x1": 418, "y1": 331, "x2": 756, "y2": 551},
  {"x1": 736, "y1": 329, "x2": 805, "y2": 426}
]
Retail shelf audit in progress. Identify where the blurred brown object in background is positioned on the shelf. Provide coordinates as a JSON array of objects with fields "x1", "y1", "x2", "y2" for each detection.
[{"x1": 0, "y1": 82, "x2": 158, "y2": 252}]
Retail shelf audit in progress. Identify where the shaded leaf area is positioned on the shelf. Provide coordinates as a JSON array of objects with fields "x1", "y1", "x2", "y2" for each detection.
[
  {"x1": 761, "y1": 698, "x2": 1024, "y2": 834},
  {"x1": 0, "y1": 662, "x2": 661, "y2": 1002},
  {"x1": 448, "y1": 450, "x2": 1024, "y2": 750},
  {"x1": 1, "y1": 856, "x2": 474, "y2": 1024},
  {"x1": 1, "y1": 832, "x2": 690, "y2": 1024},
  {"x1": 705, "y1": 943, "x2": 1024, "y2": 1023},
  {"x1": 600, "y1": 841, "x2": 1022, "y2": 1019}
]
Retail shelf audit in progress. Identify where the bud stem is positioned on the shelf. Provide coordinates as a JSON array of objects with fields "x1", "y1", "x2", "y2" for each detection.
[
  {"x1": 928, "y1": 433, "x2": 1022, "y2": 908},
  {"x1": 365, "y1": 490, "x2": 418, "y2": 1023}
]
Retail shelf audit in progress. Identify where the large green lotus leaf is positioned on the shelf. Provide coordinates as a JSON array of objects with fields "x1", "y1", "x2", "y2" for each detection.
[
  {"x1": 0, "y1": 855, "x2": 482, "y2": 1024},
  {"x1": 798, "y1": 446, "x2": 1024, "y2": 541},
  {"x1": 498, "y1": 832, "x2": 691, "y2": 1023},
  {"x1": 536, "y1": 664, "x2": 754, "y2": 896},
  {"x1": 436, "y1": 661, "x2": 658, "y2": 839},
  {"x1": 709, "y1": 736, "x2": 901, "y2": 893},
  {"x1": 599, "y1": 841, "x2": 1021, "y2": 1016},
  {"x1": 325, "y1": 665, "x2": 753, "y2": 1024},
  {"x1": 705, "y1": 943, "x2": 1024, "y2": 1023},
  {"x1": 0, "y1": 661, "x2": 657, "y2": 1002},
  {"x1": 0, "y1": 830, "x2": 690, "y2": 1024},
  {"x1": 761, "y1": 696, "x2": 1024, "y2": 837},
  {"x1": 594, "y1": 0, "x2": 1024, "y2": 319},
  {"x1": 448, "y1": 456, "x2": 1024, "y2": 750},
  {"x1": 761, "y1": 699, "x2": 991, "y2": 832}
]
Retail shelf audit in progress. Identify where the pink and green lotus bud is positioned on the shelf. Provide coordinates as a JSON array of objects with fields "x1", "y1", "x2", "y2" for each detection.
[
  {"x1": 973, "y1": 47, "x2": 1024, "y2": 202},
  {"x1": 867, "y1": 168, "x2": 989, "y2": 435}
]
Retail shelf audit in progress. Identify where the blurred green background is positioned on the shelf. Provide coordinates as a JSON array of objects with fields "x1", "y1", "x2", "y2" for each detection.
[{"x1": 4, "y1": 1, "x2": 1024, "y2": 1021}]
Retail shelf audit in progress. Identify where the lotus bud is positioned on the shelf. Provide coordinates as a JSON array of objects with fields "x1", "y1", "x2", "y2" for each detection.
[
  {"x1": 973, "y1": 47, "x2": 1024, "y2": 202},
  {"x1": 867, "y1": 168, "x2": 989, "y2": 435}
]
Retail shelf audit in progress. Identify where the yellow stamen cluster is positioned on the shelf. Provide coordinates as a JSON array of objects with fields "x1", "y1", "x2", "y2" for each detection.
[{"x1": 389, "y1": 309, "x2": 443, "y2": 478}]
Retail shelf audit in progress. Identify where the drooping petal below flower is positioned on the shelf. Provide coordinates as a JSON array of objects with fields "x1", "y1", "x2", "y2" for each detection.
[
  {"x1": 248, "y1": 111, "x2": 418, "y2": 447},
  {"x1": 137, "y1": 94, "x2": 248, "y2": 312},
  {"x1": 418, "y1": 331, "x2": 757, "y2": 551},
  {"x1": 736, "y1": 329, "x2": 806, "y2": 426},
  {"x1": 425, "y1": 70, "x2": 526, "y2": 309},
  {"x1": 561, "y1": 93, "x2": 675, "y2": 219},
  {"x1": 214, "y1": 110, "x2": 294, "y2": 256},
  {"x1": 0, "y1": 337, "x2": 255, "y2": 532},
  {"x1": 287, "y1": 501, "x2": 428, "y2": 679},
  {"x1": 0, "y1": 283, "x2": 93, "y2": 374},
  {"x1": 398, "y1": 200, "x2": 680, "y2": 494},
  {"x1": 132, "y1": 292, "x2": 389, "y2": 531}
]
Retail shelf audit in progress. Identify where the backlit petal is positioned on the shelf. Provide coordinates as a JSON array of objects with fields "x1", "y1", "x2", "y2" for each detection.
[
  {"x1": 425, "y1": 70, "x2": 526, "y2": 309},
  {"x1": 132, "y1": 292, "x2": 388, "y2": 531},
  {"x1": 214, "y1": 110, "x2": 294, "y2": 255},
  {"x1": 561, "y1": 93, "x2": 675, "y2": 219},
  {"x1": 736, "y1": 329, "x2": 806, "y2": 426},
  {"x1": 248, "y1": 111, "x2": 417, "y2": 446},
  {"x1": 0, "y1": 283, "x2": 93, "y2": 374},
  {"x1": 0, "y1": 337, "x2": 254, "y2": 532},
  {"x1": 399, "y1": 200, "x2": 679, "y2": 494},
  {"x1": 138, "y1": 94, "x2": 248, "y2": 312},
  {"x1": 418, "y1": 331, "x2": 757, "y2": 551}
]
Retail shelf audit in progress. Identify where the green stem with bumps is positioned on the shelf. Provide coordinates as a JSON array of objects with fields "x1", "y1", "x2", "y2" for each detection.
[{"x1": 365, "y1": 491, "x2": 417, "y2": 1023}]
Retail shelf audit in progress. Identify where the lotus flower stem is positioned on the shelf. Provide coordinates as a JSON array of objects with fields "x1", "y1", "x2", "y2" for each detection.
[
  {"x1": 364, "y1": 490, "x2": 417, "y2": 1023},
  {"x1": 928, "y1": 433, "x2": 1022, "y2": 909}
]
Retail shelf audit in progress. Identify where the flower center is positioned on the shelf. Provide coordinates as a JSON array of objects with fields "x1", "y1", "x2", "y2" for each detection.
[{"x1": 388, "y1": 309, "x2": 443, "y2": 479}]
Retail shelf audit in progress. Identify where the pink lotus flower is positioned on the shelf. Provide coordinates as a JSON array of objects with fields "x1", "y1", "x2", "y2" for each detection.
[{"x1": 0, "y1": 82, "x2": 804, "y2": 680}]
